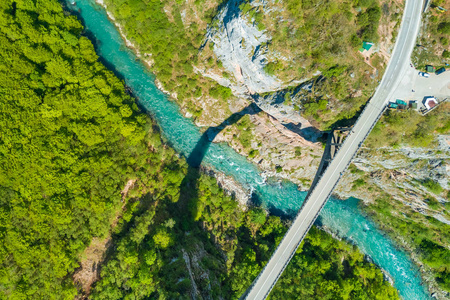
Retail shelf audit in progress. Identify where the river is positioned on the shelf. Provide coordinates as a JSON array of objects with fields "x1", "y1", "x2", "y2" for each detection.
[{"x1": 64, "y1": 1, "x2": 430, "y2": 299}]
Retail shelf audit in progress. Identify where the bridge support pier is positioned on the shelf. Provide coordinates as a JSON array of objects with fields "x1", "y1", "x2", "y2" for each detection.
[{"x1": 308, "y1": 127, "x2": 352, "y2": 197}]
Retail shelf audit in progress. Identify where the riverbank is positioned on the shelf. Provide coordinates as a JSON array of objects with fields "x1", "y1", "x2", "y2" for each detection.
[
  {"x1": 94, "y1": 0, "x2": 155, "y2": 69},
  {"x1": 65, "y1": 1, "x2": 436, "y2": 298},
  {"x1": 90, "y1": 6, "x2": 448, "y2": 297}
]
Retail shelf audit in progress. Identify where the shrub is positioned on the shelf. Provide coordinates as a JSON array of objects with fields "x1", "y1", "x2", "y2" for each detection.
[
  {"x1": 427, "y1": 197, "x2": 441, "y2": 210},
  {"x1": 443, "y1": 50, "x2": 450, "y2": 59},
  {"x1": 358, "y1": 0, "x2": 376, "y2": 8},
  {"x1": 421, "y1": 179, "x2": 443, "y2": 194},
  {"x1": 264, "y1": 61, "x2": 283, "y2": 76},
  {"x1": 209, "y1": 85, "x2": 232, "y2": 100},
  {"x1": 249, "y1": 149, "x2": 259, "y2": 158},
  {"x1": 420, "y1": 239, "x2": 450, "y2": 270},
  {"x1": 350, "y1": 34, "x2": 362, "y2": 47},
  {"x1": 236, "y1": 116, "x2": 253, "y2": 150},
  {"x1": 352, "y1": 178, "x2": 366, "y2": 190},
  {"x1": 249, "y1": 207, "x2": 266, "y2": 225},
  {"x1": 344, "y1": 10, "x2": 354, "y2": 21},
  {"x1": 323, "y1": 65, "x2": 347, "y2": 78},
  {"x1": 239, "y1": 2, "x2": 253, "y2": 15},
  {"x1": 438, "y1": 22, "x2": 450, "y2": 35},
  {"x1": 445, "y1": 200, "x2": 450, "y2": 210},
  {"x1": 350, "y1": 164, "x2": 365, "y2": 175},
  {"x1": 153, "y1": 228, "x2": 174, "y2": 249}
]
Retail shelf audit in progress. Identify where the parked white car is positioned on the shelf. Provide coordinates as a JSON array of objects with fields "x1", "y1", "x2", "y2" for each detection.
[{"x1": 418, "y1": 72, "x2": 430, "y2": 78}]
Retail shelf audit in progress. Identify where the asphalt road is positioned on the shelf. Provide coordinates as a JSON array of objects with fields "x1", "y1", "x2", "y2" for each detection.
[{"x1": 245, "y1": 0, "x2": 424, "y2": 299}]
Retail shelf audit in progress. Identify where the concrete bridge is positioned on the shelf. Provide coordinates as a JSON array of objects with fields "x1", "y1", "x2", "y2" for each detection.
[
  {"x1": 244, "y1": 0, "x2": 424, "y2": 298},
  {"x1": 309, "y1": 127, "x2": 352, "y2": 192}
]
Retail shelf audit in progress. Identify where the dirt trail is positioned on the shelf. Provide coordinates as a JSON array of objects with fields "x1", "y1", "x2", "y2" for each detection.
[{"x1": 73, "y1": 179, "x2": 136, "y2": 297}]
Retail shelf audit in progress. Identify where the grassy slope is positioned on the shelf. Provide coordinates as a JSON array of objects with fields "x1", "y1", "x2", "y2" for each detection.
[
  {"x1": 366, "y1": 103, "x2": 450, "y2": 148},
  {"x1": 100, "y1": 0, "x2": 234, "y2": 122},
  {"x1": 412, "y1": 0, "x2": 450, "y2": 69},
  {"x1": 239, "y1": 0, "x2": 404, "y2": 129}
]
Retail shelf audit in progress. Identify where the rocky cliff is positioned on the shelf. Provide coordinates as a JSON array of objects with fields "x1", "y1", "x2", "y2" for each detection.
[
  {"x1": 200, "y1": 0, "x2": 450, "y2": 227},
  {"x1": 200, "y1": 0, "x2": 325, "y2": 142},
  {"x1": 204, "y1": 0, "x2": 282, "y2": 94}
]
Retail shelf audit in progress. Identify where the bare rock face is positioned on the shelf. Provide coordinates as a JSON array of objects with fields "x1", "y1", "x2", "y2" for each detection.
[
  {"x1": 202, "y1": 0, "x2": 323, "y2": 142},
  {"x1": 335, "y1": 139, "x2": 450, "y2": 215},
  {"x1": 251, "y1": 80, "x2": 323, "y2": 142},
  {"x1": 205, "y1": 0, "x2": 282, "y2": 94}
]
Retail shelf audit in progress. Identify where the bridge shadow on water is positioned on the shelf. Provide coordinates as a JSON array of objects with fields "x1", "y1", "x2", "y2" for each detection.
[
  {"x1": 175, "y1": 101, "x2": 303, "y2": 225},
  {"x1": 175, "y1": 103, "x2": 263, "y2": 228},
  {"x1": 174, "y1": 101, "x2": 303, "y2": 298}
]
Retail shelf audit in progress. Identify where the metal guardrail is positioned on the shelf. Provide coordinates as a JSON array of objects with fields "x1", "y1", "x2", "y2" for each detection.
[
  {"x1": 246, "y1": 0, "x2": 423, "y2": 296},
  {"x1": 245, "y1": 103, "x2": 388, "y2": 300}
]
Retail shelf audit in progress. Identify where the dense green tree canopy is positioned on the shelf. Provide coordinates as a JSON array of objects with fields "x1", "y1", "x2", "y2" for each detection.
[
  {"x1": 90, "y1": 170, "x2": 399, "y2": 300},
  {"x1": 0, "y1": 1, "x2": 402, "y2": 299},
  {"x1": 0, "y1": 0, "x2": 185, "y2": 297}
]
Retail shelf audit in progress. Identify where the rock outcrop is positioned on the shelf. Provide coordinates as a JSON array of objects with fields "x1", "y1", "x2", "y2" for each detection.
[
  {"x1": 205, "y1": 0, "x2": 282, "y2": 94},
  {"x1": 335, "y1": 135, "x2": 450, "y2": 216},
  {"x1": 202, "y1": 0, "x2": 323, "y2": 142}
]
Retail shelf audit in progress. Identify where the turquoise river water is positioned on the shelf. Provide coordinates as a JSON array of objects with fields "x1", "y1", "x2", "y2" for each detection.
[{"x1": 65, "y1": 1, "x2": 430, "y2": 298}]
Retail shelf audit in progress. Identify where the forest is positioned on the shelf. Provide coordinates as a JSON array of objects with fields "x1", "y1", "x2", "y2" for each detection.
[
  {"x1": 0, "y1": 0, "x2": 186, "y2": 297},
  {"x1": 0, "y1": 0, "x2": 400, "y2": 299},
  {"x1": 99, "y1": 0, "x2": 233, "y2": 119}
]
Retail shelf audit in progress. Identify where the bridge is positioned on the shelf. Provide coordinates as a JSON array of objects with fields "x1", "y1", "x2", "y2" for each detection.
[
  {"x1": 308, "y1": 127, "x2": 352, "y2": 191},
  {"x1": 244, "y1": 0, "x2": 424, "y2": 299}
]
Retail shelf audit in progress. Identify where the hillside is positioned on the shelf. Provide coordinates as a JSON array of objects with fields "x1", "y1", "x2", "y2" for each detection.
[
  {"x1": 94, "y1": 0, "x2": 450, "y2": 297},
  {"x1": 0, "y1": 0, "x2": 401, "y2": 299}
]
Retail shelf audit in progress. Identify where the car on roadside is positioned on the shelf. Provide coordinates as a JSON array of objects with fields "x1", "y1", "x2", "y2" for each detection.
[
  {"x1": 435, "y1": 67, "x2": 446, "y2": 75},
  {"x1": 418, "y1": 72, "x2": 430, "y2": 78}
]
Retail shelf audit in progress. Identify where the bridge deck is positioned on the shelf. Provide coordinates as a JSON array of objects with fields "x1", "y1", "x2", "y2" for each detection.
[{"x1": 245, "y1": 0, "x2": 424, "y2": 298}]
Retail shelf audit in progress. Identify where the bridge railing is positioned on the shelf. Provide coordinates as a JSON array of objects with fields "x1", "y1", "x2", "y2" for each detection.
[
  {"x1": 245, "y1": 103, "x2": 387, "y2": 300},
  {"x1": 287, "y1": 102, "x2": 386, "y2": 229}
]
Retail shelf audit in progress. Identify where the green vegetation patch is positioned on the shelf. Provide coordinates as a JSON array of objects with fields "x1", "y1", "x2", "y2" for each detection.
[
  {"x1": 0, "y1": 0, "x2": 186, "y2": 297},
  {"x1": 427, "y1": 197, "x2": 442, "y2": 210},
  {"x1": 235, "y1": 114, "x2": 254, "y2": 149},
  {"x1": 102, "y1": 0, "x2": 232, "y2": 119},
  {"x1": 366, "y1": 103, "x2": 450, "y2": 148},
  {"x1": 352, "y1": 178, "x2": 367, "y2": 190},
  {"x1": 421, "y1": 179, "x2": 444, "y2": 195},
  {"x1": 365, "y1": 195, "x2": 450, "y2": 293}
]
